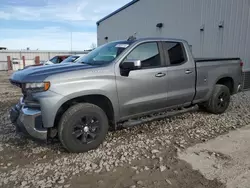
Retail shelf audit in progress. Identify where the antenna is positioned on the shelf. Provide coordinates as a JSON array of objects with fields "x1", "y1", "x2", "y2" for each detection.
[{"x1": 127, "y1": 32, "x2": 137, "y2": 41}]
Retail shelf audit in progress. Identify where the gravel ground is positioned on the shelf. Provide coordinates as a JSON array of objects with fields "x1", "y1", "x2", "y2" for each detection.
[{"x1": 1, "y1": 71, "x2": 250, "y2": 188}]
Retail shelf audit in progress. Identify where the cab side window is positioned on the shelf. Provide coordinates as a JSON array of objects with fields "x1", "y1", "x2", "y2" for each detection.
[
  {"x1": 164, "y1": 42, "x2": 186, "y2": 65},
  {"x1": 126, "y1": 42, "x2": 161, "y2": 68}
]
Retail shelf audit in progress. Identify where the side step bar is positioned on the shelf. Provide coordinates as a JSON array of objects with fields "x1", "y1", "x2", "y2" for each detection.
[{"x1": 122, "y1": 105, "x2": 198, "y2": 128}]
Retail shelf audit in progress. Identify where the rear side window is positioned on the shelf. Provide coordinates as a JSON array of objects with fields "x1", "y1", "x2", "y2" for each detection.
[{"x1": 164, "y1": 42, "x2": 186, "y2": 65}]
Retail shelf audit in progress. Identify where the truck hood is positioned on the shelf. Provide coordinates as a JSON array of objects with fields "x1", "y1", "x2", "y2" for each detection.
[{"x1": 10, "y1": 63, "x2": 96, "y2": 83}]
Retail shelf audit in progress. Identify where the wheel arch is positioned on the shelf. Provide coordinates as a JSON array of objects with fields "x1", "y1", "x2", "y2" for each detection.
[
  {"x1": 215, "y1": 76, "x2": 234, "y2": 94},
  {"x1": 54, "y1": 94, "x2": 116, "y2": 130}
]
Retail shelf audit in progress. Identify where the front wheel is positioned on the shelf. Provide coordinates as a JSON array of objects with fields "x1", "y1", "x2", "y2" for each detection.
[
  {"x1": 58, "y1": 103, "x2": 109, "y2": 153},
  {"x1": 202, "y1": 84, "x2": 231, "y2": 114}
]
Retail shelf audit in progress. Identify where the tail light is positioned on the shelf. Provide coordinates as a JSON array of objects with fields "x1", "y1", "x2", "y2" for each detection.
[{"x1": 240, "y1": 61, "x2": 244, "y2": 67}]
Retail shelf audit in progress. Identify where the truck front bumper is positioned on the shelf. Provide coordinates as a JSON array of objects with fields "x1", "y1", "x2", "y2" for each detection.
[{"x1": 9, "y1": 98, "x2": 47, "y2": 141}]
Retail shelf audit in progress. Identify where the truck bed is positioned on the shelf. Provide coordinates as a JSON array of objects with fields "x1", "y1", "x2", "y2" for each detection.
[{"x1": 193, "y1": 58, "x2": 242, "y2": 104}]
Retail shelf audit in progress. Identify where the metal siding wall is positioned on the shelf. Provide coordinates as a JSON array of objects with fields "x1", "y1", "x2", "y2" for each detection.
[
  {"x1": 38, "y1": 53, "x2": 49, "y2": 61},
  {"x1": 244, "y1": 1, "x2": 250, "y2": 70},
  {"x1": 202, "y1": 0, "x2": 217, "y2": 57},
  {"x1": 220, "y1": 0, "x2": 250, "y2": 70},
  {"x1": 98, "y1": 0, "x2": 203, "y2": 56},
  {"x1": 98, "y1": 0, "x2": 202, "y2": 49},
  {"x1": 98, "y1": 0, "x2": 250, "y2": 70},
  {"x1": 0, "y1": 52, "x2": 20, "y2": 71},
  {"x1": 200, "y1": 0, "x2": 250, "y2": 70},
  {"x1": 25, "y1": 60, "x2": 35, "y2": 66},
  {"x1": 97, "y1": 0, "x2": 144, "y2": 45},
  {"x1": 0, "y1": 63, "x2": 7, "y2": 70},
  {"x1": 240, "y1": 1, "x2": 249, "y2": 64}
]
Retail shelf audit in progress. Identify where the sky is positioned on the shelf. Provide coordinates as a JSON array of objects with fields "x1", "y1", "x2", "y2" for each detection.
[{"x1": 0, "y1": 0, "x2": 131, "y2": 50}]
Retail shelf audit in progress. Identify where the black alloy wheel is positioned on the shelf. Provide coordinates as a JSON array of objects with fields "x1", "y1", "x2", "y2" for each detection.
[
  {"x1": 203, "y1": 84, "x2": 231, "y2": 114},
  {"x1": 58, "y1": 103, "x2": 109, "y2": 153},
  {"x1": 217, "y1": 91, "x2": 230, "y2": 110},
  {"x1": 72, "y1": 115, "x2": 101, "y2": 144}
]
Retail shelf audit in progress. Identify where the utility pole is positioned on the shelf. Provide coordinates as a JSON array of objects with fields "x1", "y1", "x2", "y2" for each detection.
[{"x1": 70, "y1": 32, "x2": 72, "y2": 52}]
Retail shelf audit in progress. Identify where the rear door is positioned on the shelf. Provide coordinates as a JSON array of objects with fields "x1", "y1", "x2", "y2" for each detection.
[
  {"x1": 115, "y1": 41, "x2": 168, "y2": 119},
  {"x1": 162, "y1": 41, "x2": 196, "y2": 107}
]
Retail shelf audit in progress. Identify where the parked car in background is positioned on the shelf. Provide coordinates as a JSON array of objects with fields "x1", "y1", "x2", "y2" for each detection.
[
  {"x1": 23, "y1": 64, "x2": 43, "y2": 69},
  {"x1": 40, "y1": 60, "x2": 47, "y2": 65},
  {"x1": 60, "y1": 54, "x2": 86, "y2": 64},
  {"x1": 44, "y1": 55, "x2": 71, "y2": 65},
  {"x1": 9, "y1": 37, "x2": 243, "y2": 153},
  {"x1": 23, "y1": 55, "x2": 71, "y2": 69}
]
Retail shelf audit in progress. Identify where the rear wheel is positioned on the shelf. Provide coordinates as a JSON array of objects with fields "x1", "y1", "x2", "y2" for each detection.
[
  {"x1": 58, "y1": 103, "x2": 109, "y2": 153},
  {"x1": 202, "y1": 84, "x2": 230, "y2": 114}
]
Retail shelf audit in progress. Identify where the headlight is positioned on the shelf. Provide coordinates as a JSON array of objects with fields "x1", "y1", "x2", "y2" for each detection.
[{"x1": 25, "y1": 82, "x2": 50, "y2": 92}]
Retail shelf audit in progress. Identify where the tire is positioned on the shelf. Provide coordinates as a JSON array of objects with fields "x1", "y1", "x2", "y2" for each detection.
[
  {"x1": 203, "y1": 84, "x2": 231, "y2": 114},
  {"x1": 58, "y1": 103, "x2": 109, "y2": 153}
]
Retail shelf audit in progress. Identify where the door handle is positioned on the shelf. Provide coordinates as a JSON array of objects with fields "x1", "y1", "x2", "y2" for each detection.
[
  {"x1": 185, "y1": 70, "x2": 193, "y2": 74},
  {"x1": 155, "y1": 72, "x2": 166, "y2": 77}
]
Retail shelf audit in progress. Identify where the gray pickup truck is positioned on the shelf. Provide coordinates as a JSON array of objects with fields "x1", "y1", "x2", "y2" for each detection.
[{"x1": 9, "y1": 38, "x2": 243, "y2": 153}]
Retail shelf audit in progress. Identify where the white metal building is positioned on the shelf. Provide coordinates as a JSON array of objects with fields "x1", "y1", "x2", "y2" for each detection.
[{"x1": 97, "y1": 0, "x2": 250, "y2": 70}]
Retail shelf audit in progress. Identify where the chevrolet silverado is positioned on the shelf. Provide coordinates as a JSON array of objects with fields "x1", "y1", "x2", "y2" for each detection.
[{"x1": 9, "y1": 38, "x2": 243, "y2": 153}]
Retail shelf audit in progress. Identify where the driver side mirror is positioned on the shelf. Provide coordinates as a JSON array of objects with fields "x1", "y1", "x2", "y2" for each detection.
[{"x1": 120, "y1": 59, "x2": 141, "y2": 70}]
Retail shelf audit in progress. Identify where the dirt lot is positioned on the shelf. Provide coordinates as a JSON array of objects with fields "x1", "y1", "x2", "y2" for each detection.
[
  {"x1": 1, "y1": 71, "x2": 250, "y2": 188},
  {"x1": 179, "y1": 124, "x2": 250, "y2": 188}
]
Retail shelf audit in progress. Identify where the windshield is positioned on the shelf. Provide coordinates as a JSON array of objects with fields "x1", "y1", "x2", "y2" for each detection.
[
  {"x1": 61, "y1": 55, "x2": 80, "y2": 64},
  {"x1": 76, "y1": 41, "x2": 133, "y2": 65}
]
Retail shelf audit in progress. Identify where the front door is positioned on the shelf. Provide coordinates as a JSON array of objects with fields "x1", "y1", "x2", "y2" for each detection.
[
  {"x1": 163, "y1": 41, "x2": 196, "y2": 107},
  {"x1": 115, "y1": 42, "x2": 168, "y2": 119}
]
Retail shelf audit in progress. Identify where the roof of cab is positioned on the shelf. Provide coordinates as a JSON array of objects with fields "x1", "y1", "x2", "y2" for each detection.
[
  {"x1": 135, "y1": 37, "x2": 188, "y2": 43},
  {"x1": 112, "y1": 37, "x2": 188, "y2": 44}
]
